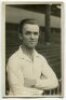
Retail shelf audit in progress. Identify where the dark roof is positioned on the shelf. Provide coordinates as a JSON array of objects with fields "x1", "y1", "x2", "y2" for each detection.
[{"x1": 7, "y1": 4, "x2": 61, "y2": 17}]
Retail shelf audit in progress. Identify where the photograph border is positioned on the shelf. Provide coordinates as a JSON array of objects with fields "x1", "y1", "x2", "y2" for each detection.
[{"x1": 1, "y1": 1, "x2": 64, "y2": 98}]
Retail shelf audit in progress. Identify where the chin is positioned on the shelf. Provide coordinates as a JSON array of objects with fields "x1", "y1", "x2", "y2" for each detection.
[
  {"x1": 27, "y1": 45, "x2": 36, "y2": 49},
  {"x1": 28, "y1": 46, "x2": 35, "y2": 49},
  {"x1": 25, "y1": 43, "x2": 37, "y2": 49}
]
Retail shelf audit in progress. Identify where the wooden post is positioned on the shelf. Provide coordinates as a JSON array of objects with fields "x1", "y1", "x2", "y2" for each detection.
[{"x1": 45, "y1": 5, "x2": 51, "y2": 43}]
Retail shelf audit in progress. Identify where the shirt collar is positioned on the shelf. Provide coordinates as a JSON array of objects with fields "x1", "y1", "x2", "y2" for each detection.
[{"x1": 18, "y1": 45, "x2": 39, "y2": 62}]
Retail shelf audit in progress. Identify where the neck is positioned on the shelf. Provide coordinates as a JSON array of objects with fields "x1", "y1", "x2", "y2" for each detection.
[{"x1": 21, "y1": 44, "x2": 35, "y2": 61}]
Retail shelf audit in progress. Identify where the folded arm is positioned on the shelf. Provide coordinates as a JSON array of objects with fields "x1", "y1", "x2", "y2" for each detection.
[{"x1": 35, "y1": 58, "x2": 59, "y2": 90}]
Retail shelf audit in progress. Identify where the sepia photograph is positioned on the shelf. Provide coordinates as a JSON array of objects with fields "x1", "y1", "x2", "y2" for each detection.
[{"x1": 2, "y1": 2, "x2": 63, "y2": 98}]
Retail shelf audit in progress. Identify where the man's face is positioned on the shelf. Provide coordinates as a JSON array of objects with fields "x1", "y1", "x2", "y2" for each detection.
[{"x1": 22, "y1": 24, "x2": 39, "y2": 49}]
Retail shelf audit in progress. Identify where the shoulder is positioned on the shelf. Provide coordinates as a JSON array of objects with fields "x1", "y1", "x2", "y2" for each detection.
[
  {"x1": 36, "y1": 53, "x2": 50, "y2": 69},
  {"x1": 37, "y1": 53, "x2": 47, "y2": 63},
  {"x1": 8, "y1": 50, "x2": 19, "y2": 64},
  {"x1": 7, "y1": 49, "x2": 20, "y2": 70}
]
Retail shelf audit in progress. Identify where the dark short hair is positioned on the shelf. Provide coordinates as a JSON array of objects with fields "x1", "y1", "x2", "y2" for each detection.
[{"x1": 19, "y1": 18, "x2": 38, "y2": 34}]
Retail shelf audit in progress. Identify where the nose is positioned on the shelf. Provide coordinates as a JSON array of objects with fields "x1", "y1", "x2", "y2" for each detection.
[{"x1": 30, "y1": 33, "x2": 35, "y2": 39}]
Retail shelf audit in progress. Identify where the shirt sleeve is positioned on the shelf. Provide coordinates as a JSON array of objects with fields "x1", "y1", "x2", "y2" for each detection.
[
  {"x1": 35, "y1": 56, "x2": 59, "y2": 90},
  {"x1": 7, "y1": 58, "x2": 28, "y2": 96}
]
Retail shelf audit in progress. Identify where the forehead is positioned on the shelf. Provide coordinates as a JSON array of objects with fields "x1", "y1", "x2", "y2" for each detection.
[{"x1": 23, "y1": 24, "x2": 39, "y2": 32}]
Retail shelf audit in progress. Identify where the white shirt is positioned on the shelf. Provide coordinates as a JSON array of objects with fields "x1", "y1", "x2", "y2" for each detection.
[{"x1": 6, "y1": 46, "x2": 59, "y2": 97}]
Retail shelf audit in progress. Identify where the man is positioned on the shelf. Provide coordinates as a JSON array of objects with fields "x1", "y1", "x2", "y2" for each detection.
[{"x1": 6, "y1": 18, "x2": 59, "y2": 97}]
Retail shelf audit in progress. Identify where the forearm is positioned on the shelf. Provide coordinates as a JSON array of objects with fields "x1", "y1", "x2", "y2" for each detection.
[
  {"x1": 10, "y1": 85, "x2": 43, "y2": 96},
  {"x1": 35, "y1": 78, "x2": 59, "y2": 90}
]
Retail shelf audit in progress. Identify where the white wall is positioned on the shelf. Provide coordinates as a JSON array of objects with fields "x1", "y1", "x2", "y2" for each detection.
[{"x1": 6, "y1": 6, "x2": 61, "y2": 28}]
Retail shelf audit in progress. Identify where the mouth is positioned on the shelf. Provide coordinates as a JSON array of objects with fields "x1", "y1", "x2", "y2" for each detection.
[{"x1": 29, "y1": 41, "x2": 37, "y2": 44}]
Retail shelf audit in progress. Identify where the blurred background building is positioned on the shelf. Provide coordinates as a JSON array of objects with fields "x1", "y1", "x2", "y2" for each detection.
[{"x1": 5, "y1": 4, "x2": 62, "y2": 96}]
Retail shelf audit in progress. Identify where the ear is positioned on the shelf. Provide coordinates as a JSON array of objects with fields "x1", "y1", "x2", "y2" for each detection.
[{"x1": 18, "y1": 33, "x2": 23, "y2": 41}]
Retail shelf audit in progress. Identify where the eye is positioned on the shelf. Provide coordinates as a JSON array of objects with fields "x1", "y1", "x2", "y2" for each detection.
[
  {"x1": 34, "y1": 32, "x2": 39, "y2": 35},
  {"x1": 25, "y1": 31, "x2": 31, "y2": 35}
]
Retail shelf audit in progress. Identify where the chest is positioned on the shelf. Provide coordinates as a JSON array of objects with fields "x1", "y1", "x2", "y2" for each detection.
[{"x1": 20, "y1": 58, "x2": 42, "y2": 80}]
